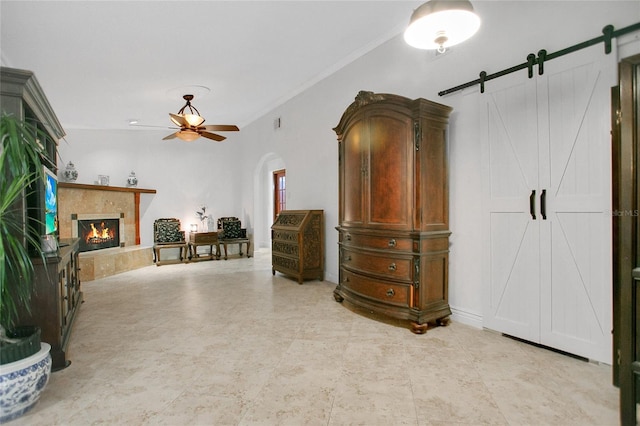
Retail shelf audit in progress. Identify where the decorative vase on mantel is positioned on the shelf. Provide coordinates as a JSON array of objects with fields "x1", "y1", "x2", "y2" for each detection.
[
  {"x1": 126, "y1": 171, "x2": 138, "y2": 188},
  {"x1": 62, "y1": 162, "x2": 78, "y2": 182}
]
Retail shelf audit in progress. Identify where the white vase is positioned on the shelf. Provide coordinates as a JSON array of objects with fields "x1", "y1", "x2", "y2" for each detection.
[
  {"x1": 0, "y1": 343, "x2": 52, "y2": 422},
  {"x1": 63, "y1": 162, "x2": 78, "y2": 182},
  {"x1": 127, "y1": 171, "x2": 138, "y2": 187}
]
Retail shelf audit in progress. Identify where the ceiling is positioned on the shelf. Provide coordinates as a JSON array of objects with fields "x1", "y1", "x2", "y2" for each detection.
[{"x1": 0, "y1": 1, "x2": 421, "y2": 132}]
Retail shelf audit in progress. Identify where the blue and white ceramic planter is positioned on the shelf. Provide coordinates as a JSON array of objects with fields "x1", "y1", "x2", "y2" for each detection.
[{"x1": 0, "y1": 343, "x2": 51, "y2": 422}]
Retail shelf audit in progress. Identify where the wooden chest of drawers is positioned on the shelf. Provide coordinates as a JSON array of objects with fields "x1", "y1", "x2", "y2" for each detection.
[
  {"x1": 271, "y1": 210, "x2": 324, "y2": 283},
  {"x1": 337, "y1": 227, "x2": 451, "y2": 333}
]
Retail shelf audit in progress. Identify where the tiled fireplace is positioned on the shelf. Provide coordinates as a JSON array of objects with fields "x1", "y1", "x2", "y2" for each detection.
[{"x1": 59, "y1": 183, "x2": 156, "y2": 281}]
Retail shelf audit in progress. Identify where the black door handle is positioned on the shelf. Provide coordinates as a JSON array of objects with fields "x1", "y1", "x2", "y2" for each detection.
[
  {"x1": 529, "y1": 190, "x2": 536, "y2": 220},
  {"x1": 541, "y1": 189, "x2": 547, "y2": 220}
]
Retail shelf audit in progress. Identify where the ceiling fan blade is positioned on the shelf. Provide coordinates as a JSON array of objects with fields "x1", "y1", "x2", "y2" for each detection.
[
  {"x1": 130, "y1": 123, "x2": 178, "y2": 129},
  {"x1": 162, "y1": 132, "x2": 179, "y2": 140},
  {"x1": 200, "y1": 131, "x2": 226, "y2": 142},
  {"x1": 200, "y1": 124, "x2": 239, "y2": 132},
  {"x1": 169, "y1": 113, "x2": 187, "y2": 127}
]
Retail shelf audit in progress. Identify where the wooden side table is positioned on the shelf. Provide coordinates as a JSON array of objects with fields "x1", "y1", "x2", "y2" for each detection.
[{"x1": 188, "y1": 231, "x2": 221, "y2": 261}]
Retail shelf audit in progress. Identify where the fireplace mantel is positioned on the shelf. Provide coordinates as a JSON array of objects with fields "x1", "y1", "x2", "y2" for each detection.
[
  {"x1": 59, "y1": 182, "x2": 156, "y2": 194},
  {"x1": 59, "y1": 182, "x2": 156, "y2": 245}
]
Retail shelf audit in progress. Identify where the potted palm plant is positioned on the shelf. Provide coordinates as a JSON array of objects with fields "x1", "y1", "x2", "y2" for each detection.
[{"x1": 0, "y1": 113, "x2": 53, "y2": 421}]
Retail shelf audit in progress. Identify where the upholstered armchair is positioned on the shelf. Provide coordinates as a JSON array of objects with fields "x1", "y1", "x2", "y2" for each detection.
[
  {"x1": 153, "y1": 218, "x2": 188, "y2": 265},
  {"x1": 217, "y1": 217, "x2": 247, "y2": 239},
  {"x1": 217, "y1": 217, "x2": 250, "y2": 259}
]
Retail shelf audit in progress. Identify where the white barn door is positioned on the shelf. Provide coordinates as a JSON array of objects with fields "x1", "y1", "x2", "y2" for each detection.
[
  {"x1": 482, "y1": 45, "x2": 614, "y2": 363},
  {"x1": 481, "y1": 75, "x2": 541, "y2": 342}
]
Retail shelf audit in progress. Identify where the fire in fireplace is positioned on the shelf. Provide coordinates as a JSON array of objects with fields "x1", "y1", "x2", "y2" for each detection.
[{"x1": 78, "y1": 219, "x2": 120, "y2": 252}]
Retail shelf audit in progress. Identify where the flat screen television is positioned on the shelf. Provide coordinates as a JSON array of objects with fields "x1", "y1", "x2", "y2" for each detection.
[{"x1": 43, "y1": 166, "x2": 58, "y2": 236}]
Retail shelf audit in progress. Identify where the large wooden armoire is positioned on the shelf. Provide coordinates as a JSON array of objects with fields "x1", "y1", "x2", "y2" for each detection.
[{"x1": 333, "y1": 91, "x2": 452, "y2": 334}]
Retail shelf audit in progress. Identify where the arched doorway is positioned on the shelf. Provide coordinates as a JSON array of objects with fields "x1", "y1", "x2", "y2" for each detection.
[{"x1": 253, "y1": 153, "x2": 285, "y2": 249}]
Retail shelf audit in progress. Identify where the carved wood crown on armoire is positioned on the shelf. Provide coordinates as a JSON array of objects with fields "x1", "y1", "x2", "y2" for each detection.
[{"x1": 332, "y1": 91, "x2": 452, "y2": 334}]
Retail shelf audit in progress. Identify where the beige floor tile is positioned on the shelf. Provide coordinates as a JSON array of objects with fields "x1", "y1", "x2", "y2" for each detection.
[{"x1": 9, "y1": 249, "x2": 619, "y2": 426}]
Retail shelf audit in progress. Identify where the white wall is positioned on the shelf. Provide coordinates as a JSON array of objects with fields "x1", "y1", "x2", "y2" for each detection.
[
  {"x1": 58, "y1": 128, "x2": 244, "y2": 247},
  {"x1": 57, "y1": 1, "x2": 640, "y2": 326}
]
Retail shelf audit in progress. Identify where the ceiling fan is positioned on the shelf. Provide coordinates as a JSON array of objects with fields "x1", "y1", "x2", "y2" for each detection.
[{"x1": 162, "y1": 94, "x2": 239, "y2": 142}]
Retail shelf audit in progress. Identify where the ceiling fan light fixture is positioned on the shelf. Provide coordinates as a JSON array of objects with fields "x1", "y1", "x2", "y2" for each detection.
[
  {"x1": 176, "y1": 130, "x2": 200, "y2": 142},
  {"x1": 164, "y1": 93, "x2": 239, "y2": 142},
  {"x1": 171, "y1": 94, "x2": 205, "y2": 128},
  {"x1": 404, "y1": 0, "x2": 480, "y2": 51},
  {"x1": 183, "y1": 113, "x2": 205, "y2": 127}
]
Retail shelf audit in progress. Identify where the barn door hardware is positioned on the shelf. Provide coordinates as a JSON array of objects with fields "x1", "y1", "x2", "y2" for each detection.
[{"x1": 439, "y1": 22, "x2": 640, "y2": 96}]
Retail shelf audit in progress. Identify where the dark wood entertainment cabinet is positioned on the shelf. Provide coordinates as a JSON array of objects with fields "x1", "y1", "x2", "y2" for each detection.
[
  {"x1": 21, "y1": 238, "x2": 82, "y2": 370},
  {"x1": 1, "y1": 67, "x2": 83, "y2": 370}
]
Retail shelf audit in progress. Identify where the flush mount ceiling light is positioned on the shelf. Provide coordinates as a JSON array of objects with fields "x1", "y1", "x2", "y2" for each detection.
[{"x1": 404, "y1": 0, "x2": 481, "y2": 53}]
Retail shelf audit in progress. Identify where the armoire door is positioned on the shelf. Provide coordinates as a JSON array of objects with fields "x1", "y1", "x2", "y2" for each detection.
[
  {"x1": 482, "y1": 44, "x2": 614, "y2": 363},
  {"x1": 340, "y1": 108, "x2": 413, "y2": 229},
  {"x1": 340, "y1": 117, "x2": 365, "y2": 227},
  {"x1": 365, "y1": 109, "x2": 413, "y2": 229}
]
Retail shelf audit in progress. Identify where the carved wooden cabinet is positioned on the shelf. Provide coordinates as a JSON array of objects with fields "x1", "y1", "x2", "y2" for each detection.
[
  {"x1": 271, "y1": 210, "x2": 324, "y2": 283},
  {"x1": 333, "y1": 91, "x2": 452, "y2": 333},
  {"x1": 20, "y1": 239, "x2": 82, "y2": 370}
]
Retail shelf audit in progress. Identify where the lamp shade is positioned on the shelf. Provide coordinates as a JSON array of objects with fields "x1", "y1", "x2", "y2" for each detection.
[
  {"x1": 176, "y1": 130, "x2": 200, "y2": 142},
  {"x1": 183, "y1": 113, "x2": 205, "y2": 127},
  {"x1": 170, "y1": 113, "x2": 205, "y2": 128},
  {"x1": 404, "y1": 0, "x2": 480, "y2": 50}
]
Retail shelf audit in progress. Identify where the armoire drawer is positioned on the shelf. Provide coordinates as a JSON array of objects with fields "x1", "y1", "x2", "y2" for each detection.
[
  {"x1": 340, "y1": 269, "x2": 411, "y2": 308},
  {"x1": 341, "y1": 248, "x2": 412, "y2": 281},
  {"x1": 341, "y1": 232, "x2": 412, "y2": 252}
]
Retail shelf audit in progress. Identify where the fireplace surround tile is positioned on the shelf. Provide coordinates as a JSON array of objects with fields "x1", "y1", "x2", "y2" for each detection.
[
  {"x1": 79, "y1": 246, "x2": 153, "y2": 282},
  {"x1": 59, "y1": 183, "x2": 156, "y2": 280}
]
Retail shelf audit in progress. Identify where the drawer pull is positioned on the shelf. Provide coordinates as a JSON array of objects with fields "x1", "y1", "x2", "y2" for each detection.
[
  {"x1": 388, "y1": 239, "x2": 396, "y2": 248},
  {"x1": 388, "y1": 263, "x2": 396, "y2": 272},
  {"x1": 386, "y1": 288, "x2": 395, "y2": 297},
  {"x1": 342, "y1": 276, "x2": 350, "y2": 283},
  {"x1": 345, "y1": 255, "x2": 351, "y2": 261},
  {"x1": 345, "y1": 234, "x2": 352, "y2": 241}
]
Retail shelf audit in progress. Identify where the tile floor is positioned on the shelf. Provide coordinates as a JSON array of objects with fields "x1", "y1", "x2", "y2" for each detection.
[{"x1": 12, "y1": 249, "x2": 618, "y2": 425}]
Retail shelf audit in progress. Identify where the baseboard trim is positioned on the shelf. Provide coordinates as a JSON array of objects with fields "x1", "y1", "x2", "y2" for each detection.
[{"x1": 450, "y1": 306, "x2": 483, "y2": 329}]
